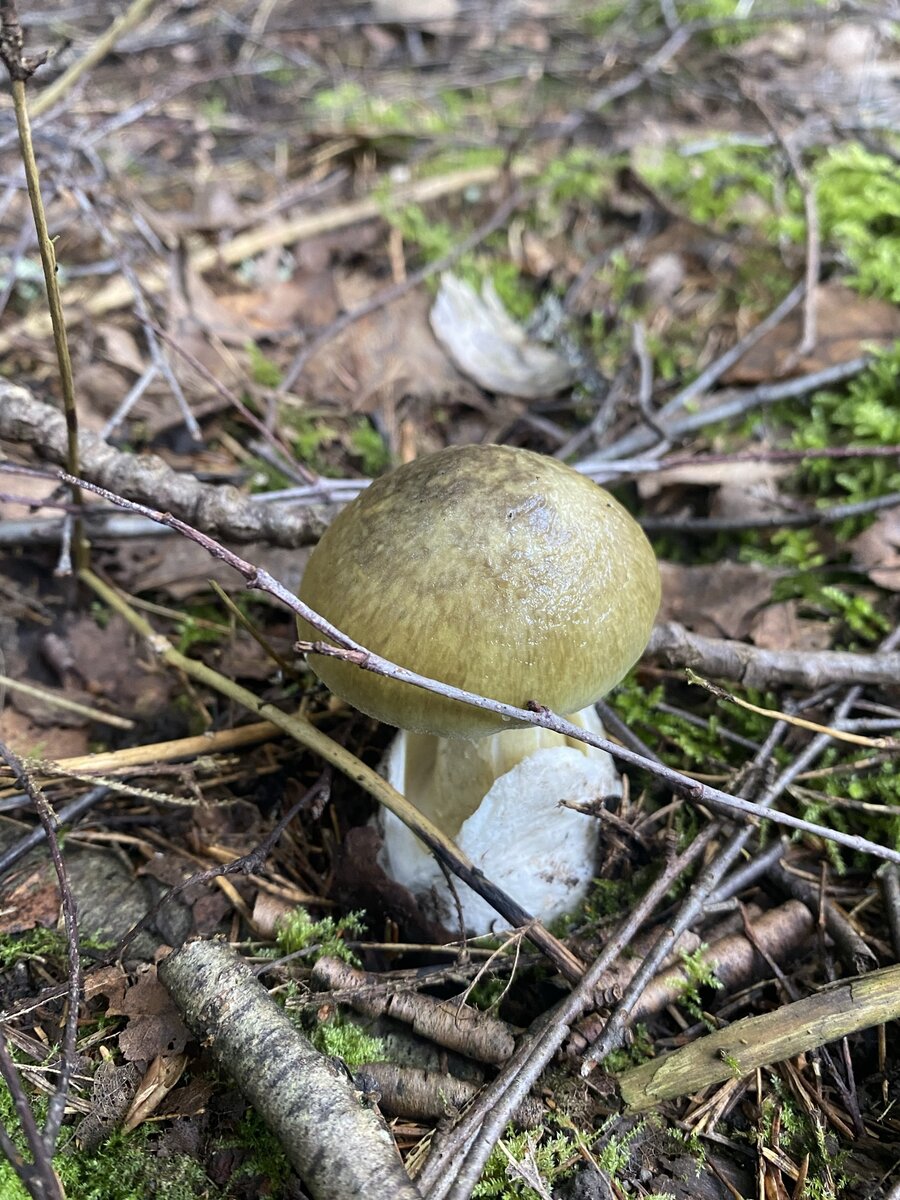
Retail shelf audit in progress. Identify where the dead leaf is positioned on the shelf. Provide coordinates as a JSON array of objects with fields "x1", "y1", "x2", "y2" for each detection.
[
  {"x1": 113, "y1": 965, "x2": 190, "y2": 1062},
  {"x1": 123, "y1": 1053, "x2": 188, "y2": 1131},
  {"x1": 85, "y1": 963, "x2": 129, "y2": 1009},
  {"x1": 0, "y1": 865, "x2": 60, "y2": 933},
  {"x1": 215, "y1": 274, "x2": 339, "y2": 335},
  {"x1": 76, "y1": 1059, "x2": 142, "y2": 1151},
  {"x1": 638, "y1": 458, "x2": 790, "y2": 498},
  {"x1": 749, "y1": 601, "x2": 833, "y2": 651},
  {"x1": 723, "y1": 284, "x2": 900, "y2": 383},
  {"x1": 74, "y1": 362, "x2": 132, "y2": 420},
  {"x1": 103, "y1": 537, "x2": 308, "y2": 601},
  {"x1": 658, "y1": 561, "x2": 777, "y2": 639},
  {"x1": 61, "y1": 613, "x2": 173, "y2": 720},
  {"x1": 850, "y1": 508, "x2": 900, "y2": 591},
  {"x1": 301, "y1": 282, "x2": 479, "y2": 409},
  {"x1": 97, "y1": 323, "x2": 146, "y2": 375}
]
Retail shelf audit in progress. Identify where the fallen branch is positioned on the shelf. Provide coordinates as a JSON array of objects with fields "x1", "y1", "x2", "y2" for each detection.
[
  {"x1": 158, "y1": 940, "x2": 422, "y2": 1200},
  {"x1": 0, "y1": 384, "x2": 327, "y2": 547},
  {"x1": 648, "y1": 621, "x2": 900, "y2": 691},
  {"x1": 617, "y1": 962, "x2": 900, "y2": 1112},
  {"x1": 628, "y1": 899, "x2": 814, "y2": 1024}
]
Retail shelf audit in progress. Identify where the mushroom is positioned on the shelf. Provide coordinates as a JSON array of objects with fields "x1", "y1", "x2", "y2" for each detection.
[{"x1": 298, "y1": 444, "x2": 660, "y2": 930}]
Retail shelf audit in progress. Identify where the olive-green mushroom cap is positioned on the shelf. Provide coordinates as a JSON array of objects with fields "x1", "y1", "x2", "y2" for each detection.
[{"x1": 298, "y1": 444, "x2": 660, "y2": 739}]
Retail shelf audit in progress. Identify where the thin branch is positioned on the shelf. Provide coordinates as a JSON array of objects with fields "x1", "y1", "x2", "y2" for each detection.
[
  {"x1": 582, "y1": 282, "x2": 807, "y2": 466},
  {"x1": 641, "y1": 489, "x2": 900, "y2": 533},
  {"x1": 0, "y1": 743, "x2": 82, "y2": 1157},
  {"x1": 744, "y1": 84, "x2": 820, "y2": 362},
  {"x1": 0, "y1": 5, "x2": 85, "y2": 568},
  {"x1": 30, "y1": 0, "x2": 154, "y2": 118}
]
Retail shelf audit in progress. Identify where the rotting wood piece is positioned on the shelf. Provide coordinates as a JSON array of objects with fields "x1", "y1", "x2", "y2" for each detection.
[
  {"x1": 354, "y1": 1063, "x2": 544, "y2": 1128},
  {"x1": 311, "y1": 956, "x2": 517, "y2": 1065},
  {"x1": 617, "y1": 961, "x2": 900, "y2": 1112},
  {"x1": 159, "y1": 940, "x2": 422, "y2": 1200}
]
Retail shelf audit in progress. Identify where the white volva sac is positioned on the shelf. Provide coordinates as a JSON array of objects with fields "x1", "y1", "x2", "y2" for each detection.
[{"x1": 378, "y1": 706, "x2": 621, "y2": 932}]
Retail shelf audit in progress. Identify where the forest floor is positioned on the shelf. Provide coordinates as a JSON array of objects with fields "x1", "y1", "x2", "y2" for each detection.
[{"x1": 0, "y1": 2, "x2": 899, "y2": 1198}]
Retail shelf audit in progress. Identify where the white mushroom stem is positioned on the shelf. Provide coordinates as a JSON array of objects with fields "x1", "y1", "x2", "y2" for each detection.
[{"x1": 378, "y1": 706, "x2": 622, "y2": 933}]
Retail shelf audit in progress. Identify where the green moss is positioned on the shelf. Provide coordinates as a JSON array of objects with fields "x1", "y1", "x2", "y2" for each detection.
[
  {"x1": 415, "y1": 146, "x2": 506, "y2": 178},
  {"x1": 640, "y1": 141, "x2": 775, "y2": 229},
  {"x1": 641, "y1": 141, "x2": 899, "y2": 302},
  {"x1": 812, "y1": 145, "x2": 900, "y2": 301},
  {"x1": 310, "y1": 1018, "x2": 386, "y2": 1066},
  {"x1": 793, "y1": 753, "x2": 900, "y2": 869},
  {"x1": 245, "y1": 455, "x2": 291, "y2": 492},
  {"x1": 472, "y1": 1121, "x2": 585, "y2": 1198},
  {"x1": 283, "y1": 413, "x2": 342, "y2": 471},
  {"x1": 676, "y1": 945, "x2": 724, "y2": 1020},
  {"x1": 220, "y1": 1107, "x2": 290, "y2": 1193},
  {"x1": 0, "y1": 1085, "x2": 220, "y2": 1200},
  {"x1": 273, "y1": 906, "x2": 366, "y2": 965},
  {"x1": 580, "y1": 2, "x2": 629, "y2": 36},
  {"x1": 0, "y1": 928, "x2": 111, "y2": 970},
  {"x1": 488, "y1": 260, "x2": 536, "y2": 321},
  {"x1": 605, "y1": 1024, "x2": 655, "y2": 1073},
  {"x1": 312, "y1": 82, "x2": 461, "y2": 136},
  {"x1": 383, "y1": 200, "x2": 459, "y2": 264},
  {"x1": 787, "y1": 346, "x2": 900, "y2": 502},
  {"x1": 758, "y1": 1084, "x2": 848, "y2": 1199},
  {"x1": 348, "y1": 420, "x2": 391, "y2": 475},
  {"x1": 611, "y1": 676, "x2": 772, "y2": 769},
  {"x1": 245, "y1": 341, "x2": 282, "y2": 389},
  {"x1": 539, "y1": 146, "x2": 618, "y2": 207}
]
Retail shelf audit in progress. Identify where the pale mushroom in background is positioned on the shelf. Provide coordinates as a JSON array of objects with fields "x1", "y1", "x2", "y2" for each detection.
[{"x1": 298, "y1": 444, "x2": 660, "y2": 931}]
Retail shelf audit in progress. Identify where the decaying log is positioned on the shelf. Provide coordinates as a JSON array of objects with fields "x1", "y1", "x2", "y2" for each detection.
[{"x1": 159, "y1": 940, "x2": 421, "y2": 1200}]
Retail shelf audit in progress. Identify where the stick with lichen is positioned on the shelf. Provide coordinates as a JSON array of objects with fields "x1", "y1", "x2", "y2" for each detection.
[
  {"x1": 159, "y1": 940, "x2": 423, "y2": 1200},
  {"x1": 617, "y1": 962, "x2": 900, "y2": 1111}
]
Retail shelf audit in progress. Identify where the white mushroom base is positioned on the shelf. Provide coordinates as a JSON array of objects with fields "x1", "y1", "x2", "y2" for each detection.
[{"x1": 377, "y1": 707, "x2": 622, "y2": 934}]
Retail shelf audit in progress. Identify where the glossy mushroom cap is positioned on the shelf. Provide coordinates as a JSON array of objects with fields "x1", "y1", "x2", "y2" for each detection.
[{"x1": 298, "y1": 444, "x2": 660, "y2": 739}]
